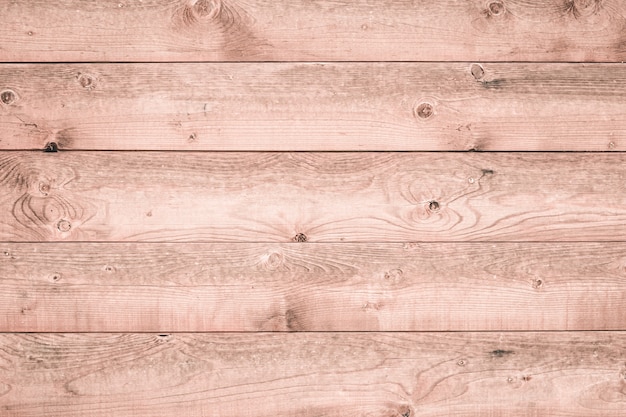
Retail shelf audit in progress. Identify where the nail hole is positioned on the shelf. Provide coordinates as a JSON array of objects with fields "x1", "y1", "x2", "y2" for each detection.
[
  {"x1": 57, "y1": 219, "x2": 72, "y2": 233},
  {"x1": 457, "y1": 359, "x2": 467, "y2": 366},
  {"x1": 415, "y1": 102, "x2": 434, "y2": 119},
  {"x1": 188, "y1": 133, "x2": 197, "y2": 143},
  {"x1": 293, "y1": 233, "x2": 308, "y2": 243},
  {"x1": 44, "y1": 142, "x2": 58, "y2": 153},
  {"x1": 0, "y1": 90, "x2": 17, "y2": 105},
  {"x1": 471, "y1": 63, "x2": 485, "y2": 80},
  {"x1": 532, "y1": 278, "x2": 543, "y2": 289},
  {"x1": 428, "y1": 201, "x2": 440, "y2": 212},
  {"x1": 51, "y1": 273, "x2": 62, "y2": 282},
  {"x1": 488, "y1": 1, "x2": 505, "y2": 15}
]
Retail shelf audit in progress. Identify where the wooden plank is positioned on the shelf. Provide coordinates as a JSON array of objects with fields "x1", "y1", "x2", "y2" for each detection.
[
  {"x1": 2, "y1": 152, "x2": 626, "y2": 242},
  {"x1": 1, "y1": 63, "x2": 626, "y2": 151},
  {"x1": 2, "y1": 242, "x2": 626, "y2": 332},
  {"x1": 0, "y1": 332, "x2": 624, "y2": 416},
  {"x1": 2, "y1": 0, "x2": 626, "y2": 62}
]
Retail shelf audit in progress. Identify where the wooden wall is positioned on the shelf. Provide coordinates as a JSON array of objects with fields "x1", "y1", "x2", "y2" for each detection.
[{"x1": 1, "y1": 1, "x2": 626, "y2": 415}]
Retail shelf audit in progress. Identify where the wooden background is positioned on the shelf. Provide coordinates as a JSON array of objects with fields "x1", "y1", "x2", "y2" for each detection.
[{"x1": 1, "y1": 0, "x2": 626, "y2": 415}]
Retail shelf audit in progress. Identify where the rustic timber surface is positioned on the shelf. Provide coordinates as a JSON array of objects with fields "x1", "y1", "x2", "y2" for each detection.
[
  {"x1": 1, "y1": 242, "x2": 625, "y2": 332},
  {"x1": 1, "y1": 63, "x2": 625, "y2": 151},
  {"x1": 1, "y1": 333, "x2": 625, "y2": 417},
  {"x1": 2, "y1": 0, "x2": 626, "y2": 62},
  {"x1": 1, "y1": 0, "x2": 625, "y2": 415},
  {"x1": 1, "y1": 152, "x2": 626, "y2": 242}
]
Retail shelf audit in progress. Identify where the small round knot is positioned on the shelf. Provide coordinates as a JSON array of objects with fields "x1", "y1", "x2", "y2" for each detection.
[
  {"x1": 415, "y1": 102, "x2": 434, "y2": 119},
  {"x1": 532, "y1": 278, "x2": 543, "y2": 289},
  {"x1": 50, "y1": 273, "x2": 62, "y2": 282},
  {"x1": 470, "y1": 63, "x2": 485, "y2": 80},
  {"x1": 383, "y1": 268, "x2": 404, "y2": 284},
  {"x1": 428, "y1": 201, "x2": 440, "y2": 212},
  {"x1": 263, "y1": 251, "x2": 284, "y2": 270},
  {"x1": 44, "y1": 142, "x2": 59, "y2": 153},
  {"x1": 57, "y1": 219, "x2": 72, "y2": 233},
  {"x1": 190, "y1": 0, "x2": 222, "y2": 19},
  {"x1": 488, "y1": 1, "x2": 505, "y2": 15},
  {"x1": 0, "y1": 89, "x2": 17, "y2": 105},
  {"x1": 38, "y1": 182, "x2": 51, "y2": 196},
  {"x1": 293, "y1": 233, "x2": 308, "y2": 243},
  {"x1": 104, "y1": 265, "x2": 115, "y2": 273},
  {"x1": 457, "y1": 359, "x2": 467, "y2": 366},
  {"x1": 188, "y1": 133, "x2": 197, "y2": 143},
  {"x1": 77, "y1": 74, "x2": 95, "y2": 89}
]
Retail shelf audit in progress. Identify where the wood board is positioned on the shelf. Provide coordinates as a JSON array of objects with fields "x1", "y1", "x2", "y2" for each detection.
[
  {"x1": 2, "y1": 152, "x2": 626, "y2": 242},
  {"x1": 1, "y1": 63, "x2": 625, "y2": 151},
  {"x1": 1, "y1": 332, "x2": 625, "y2": 417},
  {"x1": 2, "y1": 0, "x2": 626, "y2": 62},
  {"x1": 1, "y1": 242, "x2": 625, "y2": 332}
]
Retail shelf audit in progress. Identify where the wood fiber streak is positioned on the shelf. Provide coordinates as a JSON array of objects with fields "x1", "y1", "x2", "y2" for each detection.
[
  {"x1": 1, "y1": 63, "x2": 626, "y2": 151},
  {"x1": 2, "y1": 0, "x2": 626, "y2": 62},
  {"x1": 1, "y1": 242, "x2": 626, "y2": 331},
  {"x1": 0, "y1": 333, "x2": 625, "y2": 417},
  {"x1": 1, "y1": 152, "x2": 626, "y2": 242}
]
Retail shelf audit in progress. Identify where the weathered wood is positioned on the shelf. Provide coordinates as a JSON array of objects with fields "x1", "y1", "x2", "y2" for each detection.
[
  {"x1": 1, "y1": 63, "x2": 625, "y2": 151},
  {"x1": 2, "y1": 242, "x2": 626, "y2": 332},
  {"x1": 2, "y1": 0, "x2": 626, "y2": 62},
  {"x1": 0, "y1": 332, "x2": 624, "y2": 417},
  {"x1": 2, "y1": 152, "x2": 626, "y2": 242}
]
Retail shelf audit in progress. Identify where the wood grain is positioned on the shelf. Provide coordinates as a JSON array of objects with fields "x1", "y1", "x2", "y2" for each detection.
[
  {"x1": 2, "y1": 242, "x2": 626, "y2": 332},
  {"x1": 1, "y1": 332, "x2": 625, "y2": 416},
  {"x1": 1, "y1": 63, "x2": 625, "y2": 151},
  {"x1": 2, "y1": 152, "x2": 626, "y2": 242},
  {"x1": 2, "y1": 0, "x2": 626, "y2": 62}
]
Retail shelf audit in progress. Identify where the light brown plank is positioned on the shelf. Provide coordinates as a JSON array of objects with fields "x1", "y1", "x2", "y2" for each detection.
[
  {"x1": 1, "y1": 332, "x2": 625, "y2": 416},
  {"x1": 2, "y1": 242, "x2": 626, "y2": 332},
  {"x1": 2, "y1": 0, "x2": 626, "y2": 62},
  {"x1": 2, "y1": 152, "x2": 626, "y2": 242},
  {"x1": 1, "y1": 63, "x2": 625, "y2": 151}
]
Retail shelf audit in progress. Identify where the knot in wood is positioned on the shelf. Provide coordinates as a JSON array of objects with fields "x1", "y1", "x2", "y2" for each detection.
[
  {"x1": 415, "y1": 102, "x2": 434, "y2": 119},
  {"x1": 487, "y1": 1, "x2": 505, "y2": 16},
  {"x1": 38, "y1": 182, "x2": 51, "y2": 196},
  {"x1": 77, "y1": 73, "x2": 96, "y2": 89},
  {"x1": 293, "y1": 233, "x2": 308, "y2": 243},
  {"x1": 0, "y1": 89, "x2": 17, "y2": 105},
  {"x1": 428, "y1": 200, "x2": 440, "y2": 212},
  {"x1": 57, "y1": 219, "x2": 72, "y2": 233},
  {"x1": 263, "y1": 251, "x2": 284, "y2": 270},
  {"x1": 44, "y1": 142, "x2": 58, "y2": 153},
  {"x1": 189, "y1": 0, "x2": 222, "y2": 20},
  {"x1": 470, "y1": 63, "x2": 485, "y2": 80}
]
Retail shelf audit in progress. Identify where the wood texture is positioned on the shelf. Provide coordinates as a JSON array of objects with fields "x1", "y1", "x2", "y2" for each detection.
[
  {"x1": 2, "y1": 152, "x2": 626, "y2": 242},
  {"x1": 2, "y1": 63, "x2": 626, "y2": 151},
  {"x1": 2, "y1": 242, "x2": 626, "y2": 332},
  {"x1": 2, "y1": 0, "x2": 626, "y2": 62},
  {"x1": 1, "y1": 332, "x2": 625, "y2": 416}
]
